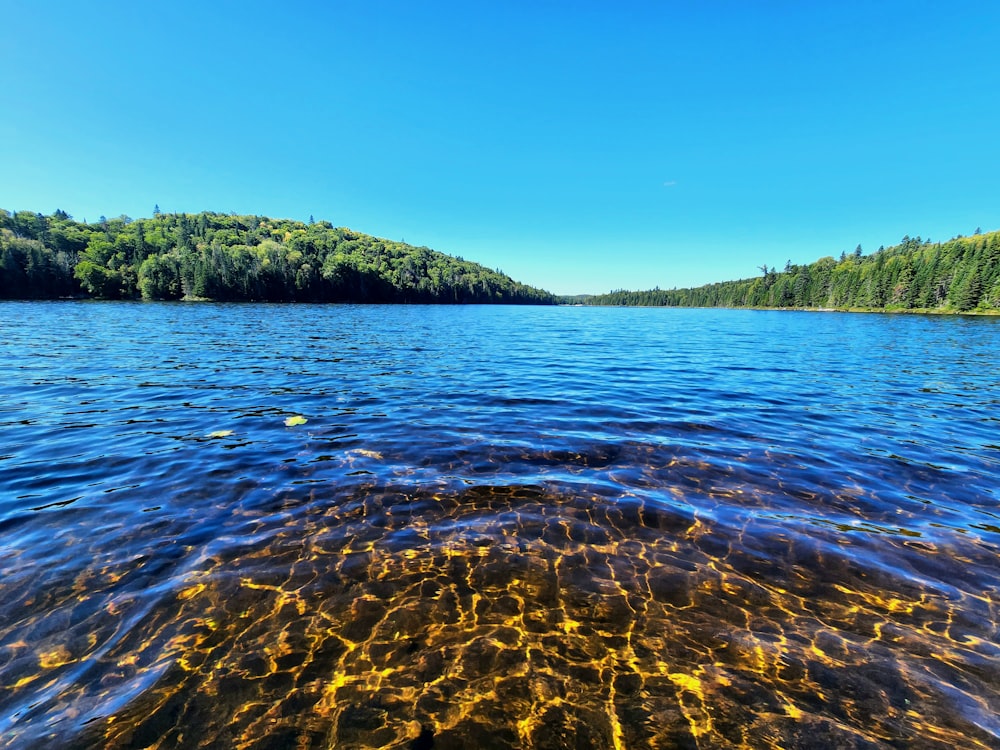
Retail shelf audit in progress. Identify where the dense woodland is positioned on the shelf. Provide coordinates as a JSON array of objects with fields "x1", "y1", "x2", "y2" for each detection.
[
  {"x1": 6, "y1": 207, "x2": 997, "y2": 312},
  {"x1": 585, "y1": 230, "x2": 1000, "y2": 312},
  {"x1": 0, "y1": 208, "x2": 555, "y2": 304}
]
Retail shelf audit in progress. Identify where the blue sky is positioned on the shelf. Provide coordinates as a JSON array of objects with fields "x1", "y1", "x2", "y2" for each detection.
[{"x1": 2, "y1": 1, "x2": 998, "y2": 295}]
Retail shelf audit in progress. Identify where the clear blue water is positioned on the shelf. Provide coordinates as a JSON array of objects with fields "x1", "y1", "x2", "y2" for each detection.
[{"x1": 1, "y1": 302, "x2": 998, "y2": 749}]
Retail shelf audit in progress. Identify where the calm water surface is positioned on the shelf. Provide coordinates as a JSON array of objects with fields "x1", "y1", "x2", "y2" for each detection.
[{"x1": 1, "y1": 302, "x2": 998, "y2": 749}]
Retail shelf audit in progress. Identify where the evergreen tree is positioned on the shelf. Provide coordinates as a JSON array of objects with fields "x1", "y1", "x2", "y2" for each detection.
[{"x1": 585, "y1": 229, "x2": 1000, "y2": 312}]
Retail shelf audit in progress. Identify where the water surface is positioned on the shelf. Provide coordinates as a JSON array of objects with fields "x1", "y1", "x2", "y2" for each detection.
[{"x1": 1, "y1": 303, "x2": 998, "y2": 749}]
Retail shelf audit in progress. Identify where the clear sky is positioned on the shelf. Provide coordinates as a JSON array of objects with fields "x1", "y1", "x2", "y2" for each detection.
[{"x1": 2, "y1": 1, "x2": 998, "y2": 295}]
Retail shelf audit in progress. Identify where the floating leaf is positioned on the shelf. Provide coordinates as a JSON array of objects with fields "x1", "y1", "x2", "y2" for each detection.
[
  {"x1": 284, "y1": 415, "x2": 308, "y2": 427},
  {"x1": 207, "y1": 430, "x2": 233, "y2": 439},
  {"x1": 348, "y1": 448, "x2": 383, "y2": 459}
]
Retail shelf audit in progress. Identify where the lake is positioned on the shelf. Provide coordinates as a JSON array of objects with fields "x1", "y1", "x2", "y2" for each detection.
[{"x1": 1, "y1": 302, "x2": 998, "y2": 749}]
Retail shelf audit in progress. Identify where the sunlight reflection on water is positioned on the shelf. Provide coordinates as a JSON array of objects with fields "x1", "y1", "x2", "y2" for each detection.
[{"x1": 0, "y1": 303, "x2": 998, "y2": 749}]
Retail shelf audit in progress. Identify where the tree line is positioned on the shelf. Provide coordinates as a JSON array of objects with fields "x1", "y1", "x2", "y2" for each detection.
[
  {"x1": 584, "y1": 231, "x2": 1000, "y2": 312},
  {"x1": 0, "y1": 208, "x2": 555, "y2": 304}
]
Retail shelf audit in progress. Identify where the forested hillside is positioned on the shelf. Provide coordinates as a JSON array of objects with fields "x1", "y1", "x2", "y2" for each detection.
[
  {"x1": 586, "y1": 231, "x2": 1000, "y2": 312},
  {"x1": 0, "y1": 208, "x2": 555, "y2": 304}
]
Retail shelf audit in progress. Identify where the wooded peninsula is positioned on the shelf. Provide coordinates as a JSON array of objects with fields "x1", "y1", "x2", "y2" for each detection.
[
  {"x1": 581, "y1": 230, "x2": 1000, "y2": 313},
  {"x1": 0, "y1": 208, "x2": 555, "y2": 304}
]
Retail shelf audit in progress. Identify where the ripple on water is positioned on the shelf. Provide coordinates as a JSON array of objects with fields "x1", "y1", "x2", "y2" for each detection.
[
  {"x1": 2, "y1": 482, "x2": 980, "y2": 749},
  {"x1": 0, "y1": 303, "x2": 998, "y2": 749}
]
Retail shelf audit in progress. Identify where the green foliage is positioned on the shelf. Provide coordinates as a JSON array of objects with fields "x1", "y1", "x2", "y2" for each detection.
[
  {"x1": 0, "y1": 210, "x2": 81, "y2": 298},
  {"x1": 0, "y1": 208, "x2": 555, "y2": 304},
  {"x1": 586, "y1": 231, "x2": 1000, "y2": 313},
  {"x1": 138, "y1": 254, "x2": 182, "y2": 300},
  {"x1": 74, "y1": 260, "x2": 122, "y2": 299}
]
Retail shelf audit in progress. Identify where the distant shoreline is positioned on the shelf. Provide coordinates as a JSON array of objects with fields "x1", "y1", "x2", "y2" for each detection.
[
  {"x1": 559, "y1": 302, "x2": 1000, "y2": 316},
  {"x1": 571, "y1": 229, "x2": 1000, "y2": 314}
]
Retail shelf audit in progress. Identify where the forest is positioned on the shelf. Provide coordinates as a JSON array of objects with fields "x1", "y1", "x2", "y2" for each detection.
[
  {"x1": 584, "y1": 230, "x2": 1000, "y2": 313},
  {"x1": 0, "y1": 208, "x2": 555, "y2": 304}
]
